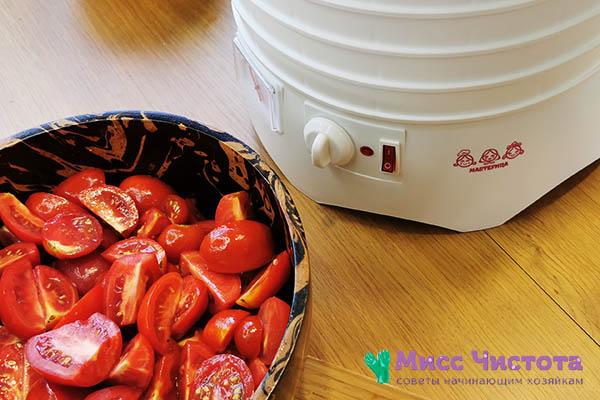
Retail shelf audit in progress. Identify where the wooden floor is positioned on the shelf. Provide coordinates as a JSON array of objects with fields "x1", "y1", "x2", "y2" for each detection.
[{"x1": 0, "y1": 1, "x2": 599, "y2": 398}]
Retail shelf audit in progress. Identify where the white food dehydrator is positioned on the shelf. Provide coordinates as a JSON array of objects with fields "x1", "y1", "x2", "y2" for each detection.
[{"x1": 232, "y1": 0, "x2": 600, "y2": 232}]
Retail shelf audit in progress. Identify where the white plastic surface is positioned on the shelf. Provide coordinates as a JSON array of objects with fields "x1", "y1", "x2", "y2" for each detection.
[{"x1": 303, "y1": 117, "x2": 355, "y2": 168}]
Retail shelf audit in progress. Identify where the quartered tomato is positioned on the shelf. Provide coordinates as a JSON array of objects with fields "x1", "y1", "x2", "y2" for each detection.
[
  {"x1": 54, "y1": 168, "x2": 106, "y2": 205},
  {"x1": 83, "y1": 385, "x2": 142, "y2": 400},
  {"x1": 171, "y1": 276, "x2": 209, "y2": 339},
  {"x1": 202, "y1": 310, "x2": 250, "y2": 353},
  {"x1": 214, "y1": 191, "x2": 251, "y2": 225},
  {"x1": 102, "y1": 238, "x2": 166, "y2": 280},
  {"x1": 157, "y1": 221, "x2": 214, "y2": 263},
  {"x1": 199, "y1": 220, "x2": 275, "y2": 273},
  {"x1": 162, "y1": 195, "x2": 189, "y2": 224},
  {"x1": 55, "y1": 284, "x2": 104, "y2": 329},
  {"x1": 108, "y1": 334, "x2": 154, "y2": 390},
  {"x1": 25, "y1": 193, "x2": 87, "y2": 221},
  {"x1": 79, "y1": 185, "x2": 139, "y2": 237},
  {"x1": 137, "y1": 272, "x2": 182, "y2": 354},
  {"x1": 33, "y1": 265, "x2": 79, "y2": 329},
  {"x1": 119, "y1": 176, "x2": 174, "y2": 215},
  {"x1": 258, "y1": 297, "x2": 290, "y2": 366},
  {"x1": 25, "y1": 313, "x2": 122, "y2": 388},
  {"x1": 191, "y1": 354, "x2": 254, "y2": 400},
  {"x1": 26, "y1": 379, "x2": 89, "y2": 400},
  {"x1": 247, "y1": 358, "x2": 268, "y2": 390},
  {"x1": 143, "y1": 343, "x2": 180, "y2": 400},
  {"x1": 236, "y1": 251, "x2": 291, "y2": 309},
  {"x1": 0, "y1": 342, "x2": 25, "y2": 400},
  {"x1": 103, "y1": 254, "x2": 154, "y2": 326},
  {"x1": 55, "y1": 251, "x2": 110, "y2": 295},
  {"x1": 0, "y1": 242, "x2": 40, "y2": 274},
  {"x1": 0, "y1": 193, "x2": 44, "y2": 244},
  {"x1": 0, "y1": 260, "x2": 46, "y2": 339},
  {"x1": 42, "y1": 213, "x2": 103, "y2": 260},
  {"x1": 136, "y1": 208, "x2": 170, "y2": 239},
  {"x1": 234, "y1": 316, "x2": 264, "y2": 359},
  {"x1": 180, "y1": 252, "x2": 241, "y2": 313},
  {"x1": 179, "y1": 340, "x2": 216, "y2": 400}
]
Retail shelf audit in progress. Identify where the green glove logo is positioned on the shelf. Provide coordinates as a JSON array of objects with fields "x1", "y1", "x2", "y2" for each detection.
[{"x1": 364, "y1": 350, "x2": 391, "y2": 384}]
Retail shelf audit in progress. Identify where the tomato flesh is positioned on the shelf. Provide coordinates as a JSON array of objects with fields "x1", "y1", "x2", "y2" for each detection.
[
  {"x1": 33, "y1": 266, "x2": 79, "y2": 329},
  {"x1": 199, "y1": 220, "x2": 275, "y2": 273},
  {"x1": 55, "y1": 251, "x2": 110, "y2": 295},
  {"x1": 157, "y1": 221, "x2": 214, "y2": 263},
  {"x1": 143, "y1": 343, "x2": 180, "y2": 400},
  {"x1": 26, "y1": 193, "x2": 87, "y2": 221},
  {"x1": 0, "y1": 193, "x2": 45, "y2": 244},
  {"x1": 54, "y1": 168, "x2": 106, "y2": 205},
  {"x1": 25, "y1": 313, "x2": 122, "y2": 387},
  {"x1": 84, "y1": 385, "x2": 142, "y2": 400},
  {"x1": 234, "y1": 316, "x2": 264, "y2": 359},
  {"x1": 55, "y1": 284, "x2": 104, "y2": 329},
  {"x1": 179, "y1": 340, "x2": 216, "y2": 400},
  {"x1": 202, "y1": 310, "x2": 250, "y2": 353},
  {"x1": 42, "y1": 213, "x2": 103, "y2": 260},
  {"x1": 0, "y1": 342, "x2": 25, "y2": 400},
  {"x1": 119, "y1": 176, "x2": 175, "y2": 215},
  {"x1": 137, "y1": 208, "x2": 170, "y2": 239},
  {"x1": 79, "y1": 185, "x2": 139, "y2": 237},
  {"x1": 191, "y1": 354, "x2": 254, "y2": 400},
  {"x1": 108, "y1": 334, "x2": 154, "y2": 390},
  {"x1": 258, "y1": 297, "x2": 291, "y2": 366},
  {"x1": 171, "y1": 276, "x2": 209, "y2": 339},
  {"x1": 102, "y1": 238, "x2": 166, "y2": 280},
  {"x1": 137, "y1": 272, "x2": 182, "y2": 354},
  {"x1": 214, "y1": 191, "x2": 251, "y2": 225},
  {"x1": 236, "y1": 251, "x2": 291, "y2": 309},
  {"x1": 0, "y1": 242, "x2": 40, "y2": 274}
]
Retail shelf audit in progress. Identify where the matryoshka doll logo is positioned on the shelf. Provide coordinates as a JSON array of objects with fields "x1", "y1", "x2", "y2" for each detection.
[
  {"x1": 502, "y1": 141, "x2": 525, "y2": 160},
  {"x1": 479, "y1": 148, "x2": 501, "y2": 165},
  {"x1": 453, "y1": 149, "x2": 477, "y2": 168}
]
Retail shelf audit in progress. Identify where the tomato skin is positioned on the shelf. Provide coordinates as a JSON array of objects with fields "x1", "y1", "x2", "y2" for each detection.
[
  {"x1": 103, "y1": 254, "x2": 154, "y2": 326},
  {"x1": 192, "y1": 354, "x2": 254, "y2": 400},
  {"x1": 143, "y1": 343, "x2": 180, "y2": 400},
  {"x1": 236, "y1": 251, "x2": 291, "y2": 309},
  {"x1": 0, "y1": 342, "x2": 25, "y2": 400},
  {"x1": 0, "y1": 242, "x2": 40, "y2": 274},
  {"x1": 162, "y1": 195, "x2": 189, "y2": 224},
  {"x1": 55, "y1": 284, "x2": 103, "y2": 329},
  {"x1": 26, "y1": 379, "x2": 89, "y2": 400},
  {"x1": 54, "y1": 168, "x2": 106, "y2": 205},
  {"x1": 83, "y1": 386, "x2": 142, "y2": 400},
  {"x1": 79, "y1": 185, "x2": 139, "y2": 237},
  {"x1": 157, "y1": 221, "x2": 215, "y2": 263},
  {"x1": 102, "y1": 238, "x2": 166, "y2": 281},
  {"x1": 137, "y1": 208, "x2": 170, "y2": 239},
  {"x1": 119, "y1": 176, "x2": 175, "y2": 215},
  {"x1": 26, "y1": 193, "x2": 87, "y2": 221},
  {"x1": 258, "y1": 297, "x2": 291, "y2": 366},
  {"x1": 0, "y1": 260, "x2": 45, "y2": 339},
  {"x1": 171, "y1": 276, "x2": 209, "y2": 339},
  {"x1": 25, "y1": 313, "x2": 123, "y2": 388},
  {"x1": 42, "y1": 213, "x2": 103, "y2": 260},
  {"x1": 33, "y1": 265, "x2": 79, "y2": 329},
  {"x1": 0, "y1": 193, "x2": 45, "y2": 244},
  {"x1": 55, "y1": 252, "x2": 110, "y2": 296},
  {"x1": 247, "y1": 358, "x2": 268, "y2": 390},
  {"x1": 179, "y1": 340, "x2": 216, "y2": 400},
  {"x1": 214, "y1": 191, "x2": 251, "y2": 225},
  {"x1": 200, "y1": 220, "x2": 275, "y2": 274},
  {"x1": 137, "y1": 273, "x2": 182, "y2": 355},
  {"x1": 180, "y1": 252, "x2": 241, "y2": 314},
  {"x1": 202, "y1": 310, "x2": 250, "y2": 353},
  {"x1": 234, "y1": 316, "x2": 264, "y2": 359},
  {"x1": 108, "y1": 334, "x2": 155, "y2": 390}
]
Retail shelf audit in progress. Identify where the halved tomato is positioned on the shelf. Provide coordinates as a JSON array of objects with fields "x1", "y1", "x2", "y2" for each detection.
[
  {"x1": 42, "y1": 213, "x2": 103, "y2": 260},
  {"x1": 180, "y1": 251, "x2": 241, "y2": 313},
  {"x1": 234, "y1": 316, "x2": 264, "y2": 359},
  {"x1": 0, "y1": 342, "x2": 25, "y2": 400},
  {"x1": 26, "y1": 379, "x2": 89, "y2": 400},
  {"x1": 25, "y1": 193, "x2": 87, "y2": 221},
  {"x1": 55, "y1": 251, "x2": 110, "y2": 295},
  {"x1": 247, "y1": 358, "x2": 268, "y2": 390},
  {"x1": 0, "y1": 193, "x2": 44, "y2": 243},
  {"x1": 258, "y1": 297, "x2": 290, "y2": 366},
  {"x1": 143, "y1": 343, "x2": 180, "y2": 400},
  {"x1": 53, "y1": 168, "x2": 105, "y2": 205},
  {"x1": 162, "y1": 195, "x2": 189, "y2": 224},
  {"x1": 199, "y1": 220, "x2": 275, "y2": 273},
  {"x1": 79, "y1": 185, "x2": 139, "y2": 237},
  {"x1": 171, "y1": 276, "x2": 209, "y2": 339},
  {"x1": 214, "y1": 191, "x2": 251, "y2": 225},
  {"x1": 236, "y1": 251, "x2": 291, "y2": 309},
  {"x1": 103, "y1": 254, "x2": 154, "y2": 326},
  {"x1": 102, "y1": 238, "x2": 166, "y2": 279},
  {"x1": 157, "y1": 221, "x2": 214, "y2": 263},
  {"x1": 0, "y1": 242, "x2": 40, "y2": 274},
  {"x1": 108, "y1": 334, "x2": 154, "y2": 390},
  {"x1": 25, "y1": 313, "x2": 122, "y2": 388},
  {"x1": 119, "y1": 176, "x2": 174, "y2": 215},
  {"x1": 33, "y1": 266, "x2": 79, "y2": 329},
  {"x1": 191, "y1": 354, "x2": 254, "y2": 400},
  {"x1": 137, "y1": 272, "x2": 182, "y2": 354},
  {"x1": 202, "y1": 310, "x2": 250, "y2": 353},
  {"x1": 179, "y1": 340, "x2": 216, "y2": 400},
  {"x1": 55, "y1": 284, "x2": 103, "y2": 329},
  {"x1": 136, "y1": 208, "x2": 170, "y2": 239},
  {"x1": 83, "y1": 386, "x2": 142, "y2": 400},
  {"x1": 0, "y1": 260, "x2": 45, "y2": 339}
]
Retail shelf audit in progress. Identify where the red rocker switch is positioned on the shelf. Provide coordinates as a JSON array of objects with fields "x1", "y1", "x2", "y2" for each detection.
[{"x1": 381, "y1": 145, "x2": 396, "y2": 173}]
